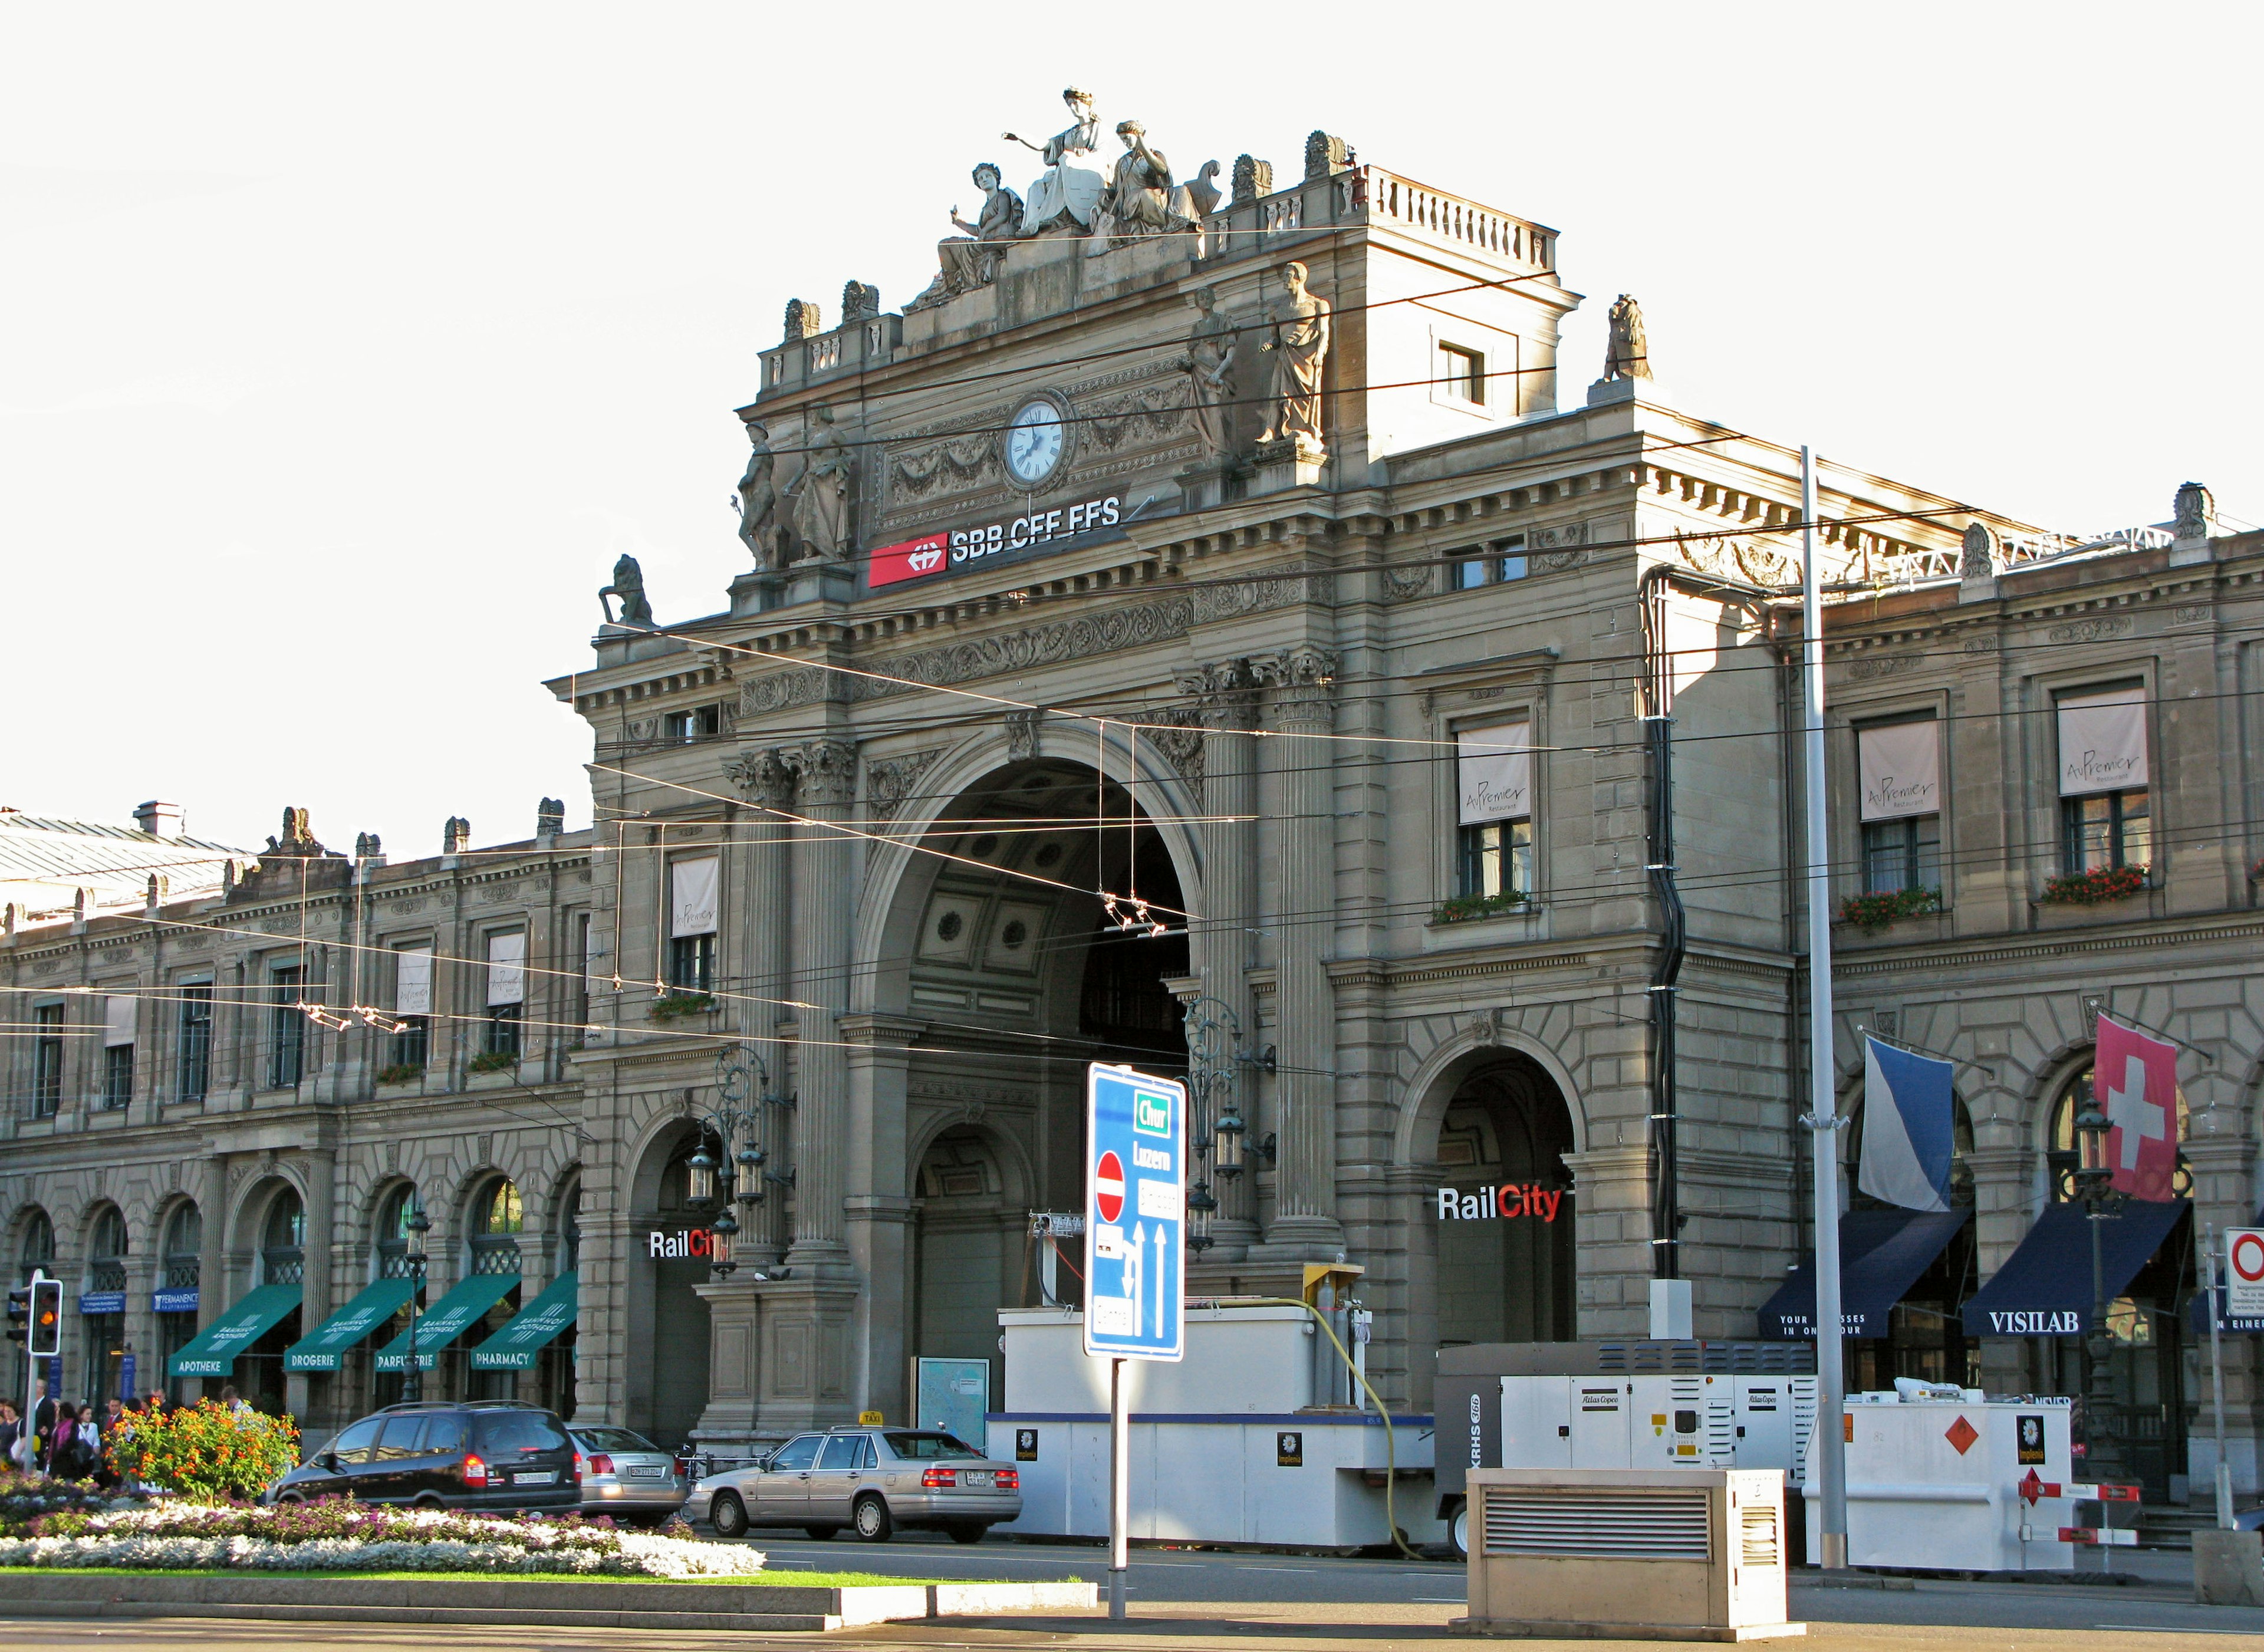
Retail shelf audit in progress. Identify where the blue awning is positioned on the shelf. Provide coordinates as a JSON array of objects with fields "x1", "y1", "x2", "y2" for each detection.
[
  {"x1": 1756, "y1": 1207, "x2": 1970, "y2": 1340},
  {"x1": 1962, "y1": 1199, "x2": 2187, "y2": 1337}
]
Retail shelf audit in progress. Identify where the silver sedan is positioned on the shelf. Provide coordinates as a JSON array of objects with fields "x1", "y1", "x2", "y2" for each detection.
[
  {"x1": 687, "y1": 1427, "x2": 1021, "y2": 1544},
  {"x1": 571, "y1": 1425, "x2": 687, "y2": 1524}
]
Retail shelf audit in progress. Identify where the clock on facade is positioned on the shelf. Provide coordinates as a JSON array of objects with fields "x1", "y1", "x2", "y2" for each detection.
[{"x1": 1003, "y1": 397, "x2": 1067, "y2": 487}]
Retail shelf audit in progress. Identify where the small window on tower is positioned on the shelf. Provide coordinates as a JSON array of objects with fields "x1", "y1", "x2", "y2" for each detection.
[
  {"x1": 663, "y1": 706, "x2": 722, "y2": 744},
  {"x1": 1440, "y1": 343, "x2": 1486, "y2": 406}
]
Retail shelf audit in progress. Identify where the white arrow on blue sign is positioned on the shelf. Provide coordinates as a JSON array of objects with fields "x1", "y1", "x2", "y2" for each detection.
[{"x1": 1083, "y1": 1062, "x2": 1186, "y2": 1361}]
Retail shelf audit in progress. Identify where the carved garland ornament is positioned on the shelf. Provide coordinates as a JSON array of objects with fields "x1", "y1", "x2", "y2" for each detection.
[{"x1": 864, "y1": 749, "x2": 947, "y2": 820}]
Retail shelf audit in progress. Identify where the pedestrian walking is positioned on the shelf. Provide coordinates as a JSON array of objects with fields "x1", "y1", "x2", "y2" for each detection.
[{"x1": 0, "y1": 1400, "x2": 21, "y2": 1470}]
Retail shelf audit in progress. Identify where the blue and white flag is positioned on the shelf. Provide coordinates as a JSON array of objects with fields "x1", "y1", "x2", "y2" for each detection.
[{"x1": 1858, "y1": 1036, "x2": 1954, "y2": 1212}]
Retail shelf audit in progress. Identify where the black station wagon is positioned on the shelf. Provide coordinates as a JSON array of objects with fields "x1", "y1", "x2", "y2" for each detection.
[{"x1": 266, "y1": 1400, "x2": 581, "y2": 1512}]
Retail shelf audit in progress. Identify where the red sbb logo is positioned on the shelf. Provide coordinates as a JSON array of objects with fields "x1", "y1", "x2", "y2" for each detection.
[
  {"x1": 647, "y1": 1228, "x2": 720, "y2": 1259},
  {"x1": 867, "y1": 532, "x2": 950, "y2": 590}
]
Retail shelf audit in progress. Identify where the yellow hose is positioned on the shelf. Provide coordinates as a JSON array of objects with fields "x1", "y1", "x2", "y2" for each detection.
[{"x1": 1244, "y1": 1298, "x2": 1424, "y2": 1561}]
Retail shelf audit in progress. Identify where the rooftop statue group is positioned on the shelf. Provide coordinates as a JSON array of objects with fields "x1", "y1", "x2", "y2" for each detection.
[{"x1": 730, "y1": 403, "x2": 855, "y2": 575}]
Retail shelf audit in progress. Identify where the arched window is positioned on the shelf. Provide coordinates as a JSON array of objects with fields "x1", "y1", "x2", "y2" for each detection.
[
  {"x1": 470, "y1": 1179, "x2": 523, "y2": 1275},
  {"x1": 2046, "y1": 1064, "x2": 2190, "y2": 1203},
  {"x1": 376, "y1": 1186, "x2": 418, "y2": 1279},
  {"x1": 259, "y1": 1189, "x2": 306, "y2": 1284},
  {"x1": 18, "y1": 1209, "x2": 55, "y2": 1285},
  {"x1": 161, "y1": 1203, "x2": 202, "y2": 1291},
  {"x1": 88, "y1": 1206, "x2": 129, "y2": 1293},
  {"x1": 558, "y1": 1177, "x2": 582, "y2": 1275}
]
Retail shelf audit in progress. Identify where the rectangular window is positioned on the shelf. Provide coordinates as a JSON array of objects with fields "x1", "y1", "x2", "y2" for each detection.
[
  {"x1": 394, "y1": 945, "x2": 433, "y2": 1015},
  {"x1": 102, "y1": 1044, "x2": 134, "y2": 1110},
  {"x1": 1496, "y1": 534, "x2": 1528, "y2": 582},
  {"x1": 268, "y1": 964, "x2": 305, "y2": 1088},
  {"x1": 32, "y1": 1003, "x2": 64, "y2": 1118},
  {"x1": 2063, "y1": 789, "x2": 2150, "y2": 873},
  {"x1": 669, "y1": 857, "x2": 719, "y2": 991},
  {"x1": 574, "y1": 913, "x2": 593, "y2": 1036},
  {"x1": 391, "y1": 1016, "x2": 429, "y2": 1069},
  {"x1": 1440, "y1": 342, "x2": 1486, "y2": 405},
  {"x1": 177, "y1": 984, "x2": 213, "y2": 1103},
  {"x1": 663, "y1": 706, "x2": 722, "y2": 743},
  {"x1": 668, "y1": 933, "x2": 716, "y2": 992},
  {"x1": 1456, "y1": 556, "x2": 1489, "y2": 589},
  {"x1": 1860, "y1": 815, "x2": 1941, "y2": 893},
  {"x1": 485, "y1": 1003, "x2": 523, "y2": 1058},
  {"x1": 2056, "y1": 687, "x2": 2150, "y2": 874},
  {"x1": 1459, "y1": 818, "x2": 1533, "y2": 899},
  {"x1": 1856, "y1": 718, "x2": 1942, "y2": 894}
]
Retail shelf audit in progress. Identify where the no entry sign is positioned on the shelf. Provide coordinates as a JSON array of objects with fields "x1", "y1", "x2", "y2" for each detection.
[
  {"x1": 1094, "y1": 1151, "x2": 1126, "y2": 1224},
  {"x1": 2229, "y1": 1228, "x2": 2264, "y2": 1318}
]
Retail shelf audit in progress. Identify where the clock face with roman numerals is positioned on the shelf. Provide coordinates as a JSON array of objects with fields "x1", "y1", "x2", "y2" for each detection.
[{"x1": 1003, "y1": 398, "x2": 1066, "y2": 487}]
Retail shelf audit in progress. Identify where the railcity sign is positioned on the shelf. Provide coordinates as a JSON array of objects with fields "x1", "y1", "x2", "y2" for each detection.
[
  {"x1": 1435, "y1": 1183, "x2": 1566, "y2": 1221},
  {"x1": 648, "y1": 1228, "x2": 722, "y2": 1259}
]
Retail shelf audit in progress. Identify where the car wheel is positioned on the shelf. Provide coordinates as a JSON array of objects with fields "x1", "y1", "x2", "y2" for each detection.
[
  {"x1": 710, "y1": 1491, "x2": 749, "y2": 1539},
  {"x1": 852, "y1": 1494, "x2": 893, "y2": 1543},
  {"x1": 945, "y1": 1523, "x2": 988, "y2": 1545},
  {"x1": 803, "y1": 1525, "x2": 839, "y2": 1541},
  {"x1": 1449, "y1": 1501, "x2": 1469, "y2": 1560}
]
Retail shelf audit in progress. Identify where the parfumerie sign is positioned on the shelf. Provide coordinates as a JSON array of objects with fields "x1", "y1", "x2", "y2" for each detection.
[
  {"x1": 1858, "y1": 718, "x2": 1940, "y2": 821},
  {"x1": 867, "y1": 495, "x2": 1125, "y2": 590},
  {"x1": 1437, "y1": 1183, "x2": 1565, "y2": 1221},
  {"x1": 1457, "y1": 722, "x2": 1532, "y2": 825}
]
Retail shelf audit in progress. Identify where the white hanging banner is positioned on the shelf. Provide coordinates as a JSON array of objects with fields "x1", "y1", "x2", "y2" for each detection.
[
  {"x1": 103, "y1": 995, "x2": 137, "y2": 1047},
  {"x1": 2057, "y1": 687, "x2": 2148, "y2": 796},
  {"x1": 1457, "y1": 722, "x2": 1532, "y2": 825},
  {"x1": 396, "y1": 947, "x2": 433, "y2": 1015},
  {"x1": 1857, "y1": 719, "x2": 1940, "y2": 821},
  {"x1": 486, "y1": 932, "x2": 526, "y2": 1006},
  {"x1": 670, "y1": 855, "x2": 720, "y2": 939}
]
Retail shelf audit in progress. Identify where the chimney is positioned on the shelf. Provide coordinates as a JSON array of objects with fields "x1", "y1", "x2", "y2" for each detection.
[{"x1": 134, "y1": 801, "x2": 185, "y2": 840}]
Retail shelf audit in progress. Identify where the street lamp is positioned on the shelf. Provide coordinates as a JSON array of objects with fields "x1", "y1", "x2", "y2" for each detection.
[
  {"x1": 2068, "y1": 1088, "x2": 2127, "y2": 1486},
  {"x1": 401, "y1": 1203, "x2": 432, "y2": 1404},
  {"x1": 683, "y1": 1045, "x2": 795, "y2": 1281},
  {"x1": 1180, "y1": 997, "x2": 1279, "y2": 1252}
]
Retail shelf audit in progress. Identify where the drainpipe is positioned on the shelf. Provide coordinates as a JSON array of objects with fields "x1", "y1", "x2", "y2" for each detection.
[{"x1": 1639, "y1": 567, "x2": 1686, "y2": 1282}]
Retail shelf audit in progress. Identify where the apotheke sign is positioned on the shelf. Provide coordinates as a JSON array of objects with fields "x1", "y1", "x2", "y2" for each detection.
[{"x1": 867, "y1": 495, "x2": 1124, "y2": 590}]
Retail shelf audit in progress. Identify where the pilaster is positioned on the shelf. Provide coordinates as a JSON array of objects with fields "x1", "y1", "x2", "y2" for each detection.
[{"x1": 785, "y1": 739, "x2": 858, "y2": 1271}]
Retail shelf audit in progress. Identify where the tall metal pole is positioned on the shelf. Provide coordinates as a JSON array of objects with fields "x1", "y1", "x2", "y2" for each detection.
[
  {"x1": 2204, "y1": 1224, "x2": 2233, "y2": 1529},
  {"x1": 1800, "y1": 446, "x2": 1849, "y2": 1569},
  {"x1": 1108, "y1": 1355, "x2": 1129, "y2": 1619},
  {"x1": 24, "y1": 1268, "x2": 45, "y2": 1483}
]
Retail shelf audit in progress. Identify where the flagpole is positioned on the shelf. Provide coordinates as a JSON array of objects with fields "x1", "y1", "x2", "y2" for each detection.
[{"x1": 1799, "y1": 445, "x2": 1850, "y2": 1570}]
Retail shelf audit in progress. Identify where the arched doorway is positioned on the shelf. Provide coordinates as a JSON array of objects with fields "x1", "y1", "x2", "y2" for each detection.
[
  {"x1": 626, "y1": 1128, "x2": 713, "y2": 1449},
  {"x1": 884, "y1": 755, "x2": 1190, "y2": 1414},
  {"x1": 1429, "y1": 1056, "x2": 1578, "y2": 1348},
  {"x1": 156, "y1": 1202, "x2": 201, "y2": 1404},
  {"x1": 464, "y1": 1177, "x2": 525, "y2": 1401},
  {"x1": 243, "y1": 1187, "x2": 306, "y2": 1415},
  {"x1": 83, "y1": 1205, "x2": 129, "y2": 1411}
]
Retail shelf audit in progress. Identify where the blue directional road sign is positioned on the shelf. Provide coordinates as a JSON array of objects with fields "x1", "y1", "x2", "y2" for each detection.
[{"x1": 1083, "y1": 1062, "x2": 1186, "y2": 1361}]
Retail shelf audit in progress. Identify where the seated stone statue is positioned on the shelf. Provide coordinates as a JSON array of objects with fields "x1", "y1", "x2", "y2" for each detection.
[
  {"x1": 1008, "y1": 87, "x2": 1107, "y2": 235},
  {"x1": 1095, "y1": 119, "x2": 1199, "y2": 245},
  {"x1": 909, "y1": 163, "x2": 1026, "y2": 310}
]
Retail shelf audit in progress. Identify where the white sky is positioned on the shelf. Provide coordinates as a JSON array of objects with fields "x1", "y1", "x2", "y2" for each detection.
[{"x1": 5, "y1": 4, "x2": 2256, "y2": 859}]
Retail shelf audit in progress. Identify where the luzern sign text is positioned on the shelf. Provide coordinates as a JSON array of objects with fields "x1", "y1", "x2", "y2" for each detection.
[{"x1": 867, "y1": 495, "x2": 1123, "y2": 590}]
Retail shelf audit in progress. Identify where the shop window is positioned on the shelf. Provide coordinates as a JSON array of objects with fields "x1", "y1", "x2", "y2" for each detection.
[
  {"x1": 268, "y1": 965, "x2": 305, "y2": 1088},
  {"x1": 176, "y1": 985, "x2": 212, "y2": 1103},
  {"x1": 1439, "y1": 342, "x2": 1486, "y2": 405},
  {"x1": 31, "y1": 1004, "x2": 64, "y2": 1117}
]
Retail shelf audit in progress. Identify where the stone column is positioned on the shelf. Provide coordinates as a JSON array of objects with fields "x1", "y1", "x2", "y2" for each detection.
[
  {"x1": 727, "y1": 748, "x2": 798, "y2": 1266},
  {"x1": 1254, "y1": 646, "x2": 1344, "y2": 1255},
  {"x1": 1963, "y1": 1143, "x2": 2036, "y2": 1393},
  {"x1": 2184, "y1": 1124, "x2": 2261, "y2": 1493},
  {"x1": 1181, "y1": 660, "x2": 1262, "y2": 1256},
  {"x1": 843, "y1": 1013, "x2": 922, "y2": 1425},
  {"x1": 784, "y1": 739, "x2": 857, "y2": 1269}
]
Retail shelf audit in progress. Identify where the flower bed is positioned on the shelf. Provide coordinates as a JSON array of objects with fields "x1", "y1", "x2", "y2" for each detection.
[
  {"x1": 2040, "y1": 864, "x2": 2148, "y2": 906},
  {"x1": 0, "y1": 1473, "x2": 135, "y2": 1531},
  {"x1": 0, "y1": 1500, "x2": 766, "y2": 1579},
  {"x1": 1836, "y1": 886, "x2": 1941, "y2": 933}
]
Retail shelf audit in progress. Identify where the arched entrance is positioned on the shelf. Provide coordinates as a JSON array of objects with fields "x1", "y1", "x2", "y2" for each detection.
[
  {"x1": 242, "y1": 1185, "x2": 306, "y2": 1415},
  {"x1": 1424, "y1": 1055, "x2": 1579, "y2": 1351},
  {"x1": 884, "y1": 755, "x2": 1191, "y2": 1410},
  {"x1": 626, "y1": 1123, "x2": 714, "y2": 1449}
]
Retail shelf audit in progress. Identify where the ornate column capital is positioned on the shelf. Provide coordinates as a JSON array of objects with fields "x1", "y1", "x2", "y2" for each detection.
[
  {"x1": 1177, "y1": 658, "x2": 1262, "y2": 730},
  {"x1": 784, "y1": 739, "x2": 858, "y2": 807},
  {"x1": 1253, "y1": 646, "x2": 1337, "y2": 729},
  {"x1": 725, "y1": 748, "x2": 797, "y2": 808}
]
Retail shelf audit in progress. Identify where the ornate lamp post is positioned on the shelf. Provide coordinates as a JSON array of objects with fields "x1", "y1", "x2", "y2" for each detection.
[
  {"x1": 400, "y1": 1204, "x2": 431, "y2": 1404},
  {"x1": 2068, "y1": 1088, "x2": 2128, "y2": 1485},
  {"x1": 1180, "y1": 997, "x2": 1278, "y2": 1254},
  {"x1": 685, "y1": 1045, "x2": 794, "y2": 1281}
]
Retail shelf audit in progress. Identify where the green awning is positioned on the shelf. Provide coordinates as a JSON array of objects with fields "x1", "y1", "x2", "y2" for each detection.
[
  {"x1": 373, "y1": 1271, "x2": 520, "y2": 1371},
  {"x1": 167, "y1": 1283, "x2": 303, "y2": 1378},
  {"x1": 469, "y1": 1270, "x2": 579, "y2": 1370},
  {"x1": 284, "y1": 1276, "x2": 418, "y2": 1372}
]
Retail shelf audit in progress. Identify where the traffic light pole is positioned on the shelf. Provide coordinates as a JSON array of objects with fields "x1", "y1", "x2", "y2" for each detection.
[{"x1": 22, "y1": 1269, "x2": 45, "y2": 1482}]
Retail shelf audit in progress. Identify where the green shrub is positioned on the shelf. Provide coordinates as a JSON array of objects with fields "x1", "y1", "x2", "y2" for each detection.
[{"x1": 102, "y1": 1400, "x2": 300, "y2": 1505}]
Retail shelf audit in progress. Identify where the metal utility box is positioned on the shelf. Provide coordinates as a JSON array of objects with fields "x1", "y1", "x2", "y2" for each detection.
[
  {"x1": 1798, "y1": 1393, "x2": 2079, "y2": 1573},
  {"x1": 1436, "y1": 1342, "x2": 1817, "y2": 1554},
  {"x1": 1457, "y1": 1467, "x2": 1803, "y2": 1642}
]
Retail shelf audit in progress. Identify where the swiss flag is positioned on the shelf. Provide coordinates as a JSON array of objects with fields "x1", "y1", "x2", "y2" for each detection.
[{"x1": 2095, "y1": 1013, "x2": 2180, "y2": 1202}]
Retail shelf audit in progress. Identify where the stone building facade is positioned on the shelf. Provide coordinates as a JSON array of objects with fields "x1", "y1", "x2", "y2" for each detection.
[{"x1": 5, "y1": 110, "x2": 2259, "y2": 1496}]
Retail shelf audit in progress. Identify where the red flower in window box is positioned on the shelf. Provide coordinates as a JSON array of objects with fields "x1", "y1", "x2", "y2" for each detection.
[{"x1": 2040, "y1": 864, "x2": 2149, "y2": 906}]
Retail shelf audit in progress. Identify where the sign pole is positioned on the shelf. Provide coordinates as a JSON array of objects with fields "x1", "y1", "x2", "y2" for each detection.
[
  {"x1": 2205, "y1": 1223, "x2": 2232, "y2": 1529},
  {"x1": 1799, "y1": 445, "x2": 1849, "y2": 1569},
  {"x1": 1108, "y1": 1355, "x2": 1129, "y2": 1619},
  {"x1": 25, "y1": 1268, "x2": 46, "y2": 1482}
]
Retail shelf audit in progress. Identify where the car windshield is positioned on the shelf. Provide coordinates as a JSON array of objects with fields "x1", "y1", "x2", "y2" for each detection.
[
  {"x1": 883, "y1": 1431, "x2": 983, "y2": 1460},
  {"x1": 475, "y1": 1412, "x2": 570, "y2": 1454},
  {"x1": 575, "y1": 1427, "x2": 657, "y2": 1453}
]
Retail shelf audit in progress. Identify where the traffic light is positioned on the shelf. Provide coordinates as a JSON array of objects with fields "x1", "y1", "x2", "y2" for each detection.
[
  {"x1": 28, "y1": 1279, "x2": 62, "y2": 1359},
  {"x1": 4, "y1": 1284, "x2": 27, "y2": 1347}
]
